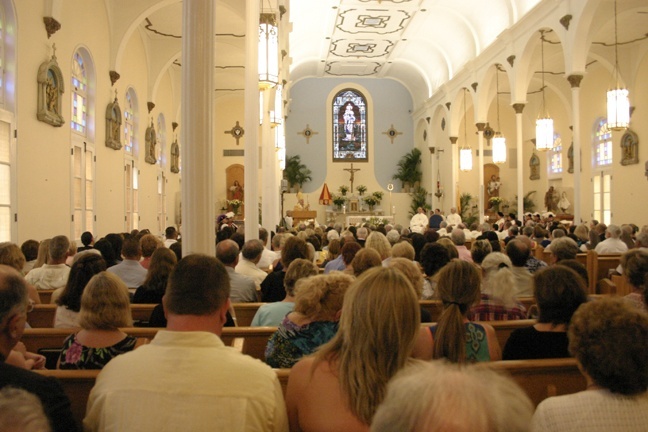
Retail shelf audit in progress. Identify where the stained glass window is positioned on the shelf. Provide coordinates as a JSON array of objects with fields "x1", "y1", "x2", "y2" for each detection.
[
  {"x1": 593, "y1": 118, "x2": 612, "y2": 166},
  {"x1": 332, "y1": 89, "x2": 367, "y2": 162},
  {"x1": 549, "y1": 134, "x2": 562, "y2": 174},
  {"x1": 157, "y1": 113, "x2": 166, "y2": 167},
  {"x1": 70, "y1": 52, "x2": 87, "y2": 134},
  {"x1": 124, "y1": 89, "x2": 136, "y2": 154}
]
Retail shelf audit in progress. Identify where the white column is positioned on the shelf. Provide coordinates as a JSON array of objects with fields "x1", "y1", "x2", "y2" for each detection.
[
  {"x1": 568, "y1": 75, "x2": 583, "y2": 224},
  {"x1": 513, "y1": 103, "x2": 525, "y2": 217},
  {"x1": 476, "y1": 123, "x2": 485, "y2": 220},
  {"x1": 450, "y1": 136, "x2": 458, "y2": 209},
  {"x1": 244, "y1": 0, "x2": 260, "y2": 240},
  {"x1": 261, "y1": 89, "x2": 280, "y2": 234},
  {"x1": 180, "y1": 0, "x2": 215, "y2": 255}
]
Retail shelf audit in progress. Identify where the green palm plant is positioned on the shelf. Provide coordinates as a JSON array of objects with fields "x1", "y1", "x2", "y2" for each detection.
[
  {"x1": 393, "y1": 148, "x2": 422, "y2": 190},
  {"x1": 284, "y1": 155, "x2": 312, "y2": 191},
  {"x1": 409, "y1": 186, "x2": 431, "y2": 216}
]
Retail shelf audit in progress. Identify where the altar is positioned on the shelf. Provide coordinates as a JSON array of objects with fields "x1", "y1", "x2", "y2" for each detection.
[{"x1": 325, "y1": 209, "x2": 393, "y2": 227}]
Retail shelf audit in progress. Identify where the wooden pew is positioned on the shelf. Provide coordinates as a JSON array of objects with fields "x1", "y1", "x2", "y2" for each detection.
[
  {"x1": 37, "y1": 289, "x2": 56, "y2": 304},
  {"x1": 490, "y1": 358, "x2": 586, "y2": 407},
  {"x1": 27, "y1": 304, "x2": 158, "y2": 328},
  {"x1": 232, "y1": 302, "x2": 263, "y2": 327},
  {"x1": 37, "y1": 358, "x2": 585, "y2": 427},
  {"x1": 479, "y1": 319, "x2": 536, "y2": 350},
  {"x1": 21, "y1": 327, "x2": 277, "y2": 361},
  {"x1": 586, "y1": 250, "x2": 622, "y2": 294}
]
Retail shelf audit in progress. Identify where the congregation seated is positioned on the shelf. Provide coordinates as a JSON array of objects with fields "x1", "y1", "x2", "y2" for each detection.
[
  {"x1": 620, "y1": 249, "x2": 648, "y2": 312},
  {"x1": 469, "y1": 239, "x2": 492, "y2": 265},
  {"x1": 25, "y1": 235, "x2": 71, "y2": 291},
  {"x1": 0, "y1": 242, "x2": 41, "y2": 305},
  {"x1": 265, "y1": 272, "x2": 352, "y2": 368},
  {"x1": 347, "y1": 248, "x2": 382, "y2": 277},
  {"x1": 419, "y1": 242, "x2": 450, "y2": 300},
  {"x1": 414, "y1": 260, "x2": 501, "y2": 362},
  {"x1": 58, "y1": 273, "x2": 137, "y2": 370},
  {"x1": 286, "y1": 267, "x2": 420, "y2": 431},
  {"x1": 506, "y1": 239, "x2": 534, "y2": 295},
  {"x1": 470, "y1": 252, "x2": 527, "y2": 321},
  {"x1": 106, "y1": 236, "x2": 146, "y2": 290},
  {"x1": 251, "y1": 259, "x2": 318, "y2": 327},
  {"x1": 594, "y1": 224, "x2": 628, "y2": 254},
  {"x1": 371, "y1": 361, "x2": 533, "y2": 432},
  {"x1": 261, "y1": 236, "x2": 309, "y2": 302},
  {"x1": 503, "y1": 266, "x2": 587, "y2": 360},
  {"x1": 54, "y1": 254, "x2": 106, "y2": 328},
  {"x1": 531, "y1": 298, "x2": 648, "y2": 431},
  {"x1": 133, "y1": 247, "x2": 176, "y2": 305}
]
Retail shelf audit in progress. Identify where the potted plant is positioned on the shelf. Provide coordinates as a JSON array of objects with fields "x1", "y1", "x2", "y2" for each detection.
[
  {"x1": 392, "y1": 148, "x2": 423, "y2": 192},
  {"x1": 408, "y1": 186, "x2": 431, "y2": 216},
  {"x1": 513, "y1": 191, "x2": 537, "y2": 212},
  {"x1": 371, "y1": 191, "x2": 384, "y2": 202},
  {"x1": 356, "y1": 185, "x2": 367, "y2": 196},
  {"x1": 284, "y1": 155, "x2": 312, "y2": 191},
  {"x1": 363, "y1": 195, "x2": 378, "y2": 210},
  {"x1": 338, "y1": 185, "x2": 349, "y2": 196},
  {"x1": 332, "y1": 195, "x2": 346, "y2": 210}
]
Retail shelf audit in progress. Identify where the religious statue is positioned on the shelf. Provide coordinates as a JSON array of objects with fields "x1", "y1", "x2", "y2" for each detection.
[
  {"x1": 229, "y1": 180, "x2": 244, "y2": 201},
  {"x1": 529, "y1": 153, "x2": 540, "y2": 180},
  {"x1": 105, "y1": 94, "x2": 123, "y2": 150},
  {"x1": 170, "y1": 139, "x2": 180, "y2": 173},
  {"x1": 343, "y1": 103, "x2": 355, "y2": 141},
  {"x1": 37, "y1": 44, "x2": 65, "y2": 127},
  {"x1": 558, "y1": 192, "x2": 571, "y2": 213},
  {"x1": 487, "y1": 175, "x2": 501, "y2": 197},
  {"x1": 544, "y1": 186, "x2": 558, "y2": 212},
  {"x1": 145, "y1": 119, "x2": 157, "y2": 164}
]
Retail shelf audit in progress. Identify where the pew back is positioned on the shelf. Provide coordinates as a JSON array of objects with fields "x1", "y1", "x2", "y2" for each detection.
[
  {"x1": 27, "y1": 304, "x2": 157, "y2": 328},
  {"x1": 37, "y1": 358, "x2": 585, "y2": 427}
]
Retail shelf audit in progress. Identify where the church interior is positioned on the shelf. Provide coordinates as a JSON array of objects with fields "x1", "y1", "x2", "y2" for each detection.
[{"x1": 1, "y1": 0, "x2": 647, "y2": 248}]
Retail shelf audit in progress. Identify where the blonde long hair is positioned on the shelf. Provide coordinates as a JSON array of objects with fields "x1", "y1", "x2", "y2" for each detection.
[
  {"x1": 314, "y1": 267, "x2": 420, "y2": 424},
  {"x1": 433, "y1": 260, "x2": 481, "y2": 362}
]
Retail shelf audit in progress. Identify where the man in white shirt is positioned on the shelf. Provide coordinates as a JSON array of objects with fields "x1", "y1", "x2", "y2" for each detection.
[
  {"x1": 409, "y1": 207, "x2": 429, "y2": 234},
  {"x1": 25, "y1": 235, "x2": 71, "y2": 290},
  {"x1": 595, "y1": 224, "x2": 629, "y2": 254},
  {"x1": 445, "y1": 207, "x2": 462, "y2": 227},
  {"x1": 84, "y1": 254, "x2": 288, "y2": 432},
  {"x1": 235, "y1": 239, "x2": 268, "y2": 291},
  {"x1": 257, "y1": 228, "x2": 279, "y2": 270}
]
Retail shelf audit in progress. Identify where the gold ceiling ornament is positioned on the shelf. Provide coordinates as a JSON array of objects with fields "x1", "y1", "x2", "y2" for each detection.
[
  {"x1": 382, "y1": 124, "x2": 402, "y2": 144},
  {"x1": 298, "y1": 125, "x2": 318, "y2": 144},
  {"x1": 224, "y1": 121, "x2": 245, "y2": 145}
]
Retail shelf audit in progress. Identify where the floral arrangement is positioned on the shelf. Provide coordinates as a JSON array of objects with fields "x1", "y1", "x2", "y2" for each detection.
[
  {"x1": 356, "y1": 185, "x2": 367, "y2": 195},
  {"x1": 365, "y1": 216, "x2": 390, "y2": 226},
  {"x1": 371, "y1": 191, "x2": 384, "y2": 202},
  {"x1": 332, "y1": 195, "x2": 347, "y2": 207},
  {"x1": 338, "y1": 185, "x2": 349, "y2": 196},
  {"x1": 488, "y1": 196, "x2": 503, "y2": 205},
  {"x1": 228, "y1": 199, "x2": 243, "y2": 214}
]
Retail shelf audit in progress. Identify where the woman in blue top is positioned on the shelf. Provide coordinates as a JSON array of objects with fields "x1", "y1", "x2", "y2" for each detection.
[{"x1": 413, "y1": 260, "x2": 501, "y2": 362}]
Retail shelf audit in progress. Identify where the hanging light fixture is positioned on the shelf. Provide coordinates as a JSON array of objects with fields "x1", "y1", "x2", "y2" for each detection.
[
  {"x1": 258, "y1": 10, "x2": 279, "y2": 89},
  {"x1": 535, "y1": 31, "x2": 554, "y2": 151},
  {"x1": 459, "y1": 88, "x2": 473, "y2": 172},
  {"x1": 606, "y1": 0, "x2": 630, "y2": 130},
  {"x1": 492, "y1": 66, "x2": 507, "y2": 164},
  {"x1": 270, "y1": 84, "x2": 283, "y2": 127}
]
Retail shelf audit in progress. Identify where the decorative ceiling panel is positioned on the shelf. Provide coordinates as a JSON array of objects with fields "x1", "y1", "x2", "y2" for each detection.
[
  {"x1": 336, "y1": 8, "x2": 412, "y2": 35},
  {"x1": 330, "y1": 39, "x2": 394, "y2": 58}
]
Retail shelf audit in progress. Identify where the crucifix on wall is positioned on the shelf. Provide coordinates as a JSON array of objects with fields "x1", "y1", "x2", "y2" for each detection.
[
  {"x1": 224, "y1": 121, "x2": 245, "y2": 145},
  {"x1": 343, "y1": 163, "x2": 360, "y2": 192},
  {"x1": 298, "y1": 124, "x2": 318, "y2": 144}
]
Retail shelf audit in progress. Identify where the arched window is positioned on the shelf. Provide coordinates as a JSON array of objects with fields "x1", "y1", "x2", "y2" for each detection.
[
  {"x1": 71, "y1": 52, "x2": 87, "y2": 135},
  {"x1": 70, "y1": 47, "x2": 96, "y2": 241},
  {"x1": 0, "y1": 0, "x2": 16, "y2": 241},
  {"x1": 592, "y1": 118, "x2": 612, "y2": 167},
  {"x1": 592, "y1": 118, "x2": 612, "y2": 224},
  {"x1": 332, "y1": 89, "x2": 367, "y2": 162},
  {"x1": 124, "y1": 88, "x2": 139, "y2": 230}
]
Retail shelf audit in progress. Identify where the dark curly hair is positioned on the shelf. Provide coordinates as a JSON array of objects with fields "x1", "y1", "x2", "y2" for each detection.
[{"x1": 568, "y1": 298, "x2": 648, "y2": 395}]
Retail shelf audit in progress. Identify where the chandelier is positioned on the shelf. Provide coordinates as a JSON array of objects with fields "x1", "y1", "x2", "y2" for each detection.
[
  {"x1": 459, "y1": 88, "x2": 473, "y2": 172},
  {"x1": 606, "y1": 0, "x2": 629, "y2": 130},
  {"x1": 535, "y1": 31, "x2": 554, "y2": 151},
  {"x1": 258, "y1": 12, "x2": 278, "y2": 89},
  {"x1": 492, "y1": 66, "x2": 507, "y2": 164}
]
